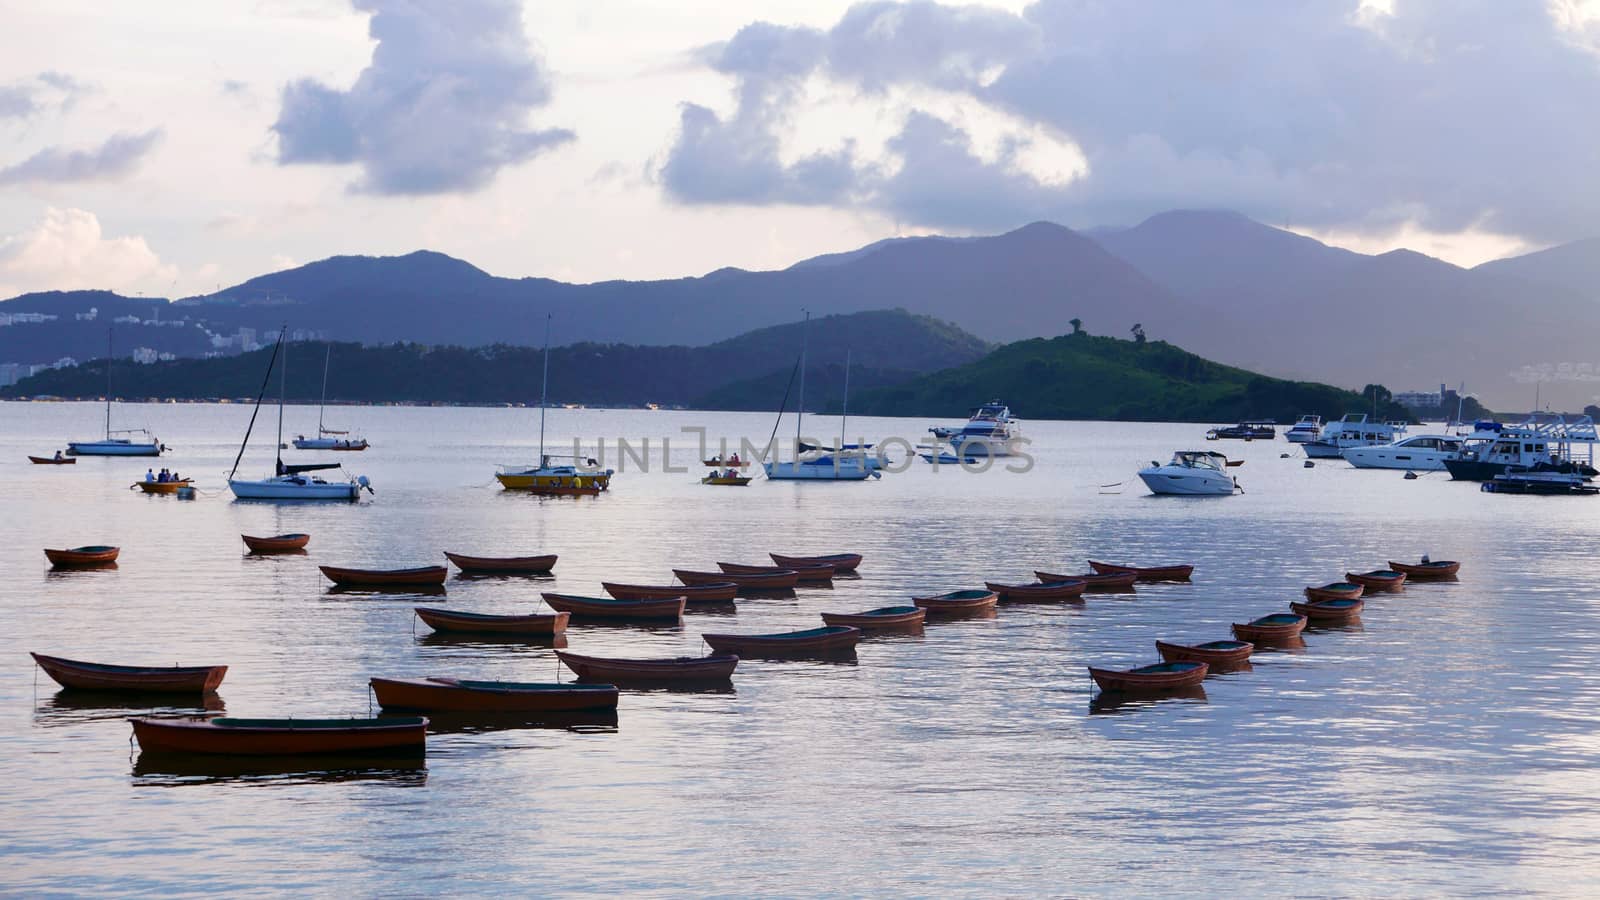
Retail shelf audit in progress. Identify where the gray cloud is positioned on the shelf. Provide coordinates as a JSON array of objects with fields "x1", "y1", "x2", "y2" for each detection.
[
  {"x1": 0, "y1": 71, "x2": 91, "y2": 119},
  {"x1": 663, "y1": 0, "x2": 1600, "y2": 243},
  {"x1": 0, "y1": 129, "x2": 163, "y2": 185},
  {"x1": 272, "y1": 0, "x2": 574, "y2": 194}
]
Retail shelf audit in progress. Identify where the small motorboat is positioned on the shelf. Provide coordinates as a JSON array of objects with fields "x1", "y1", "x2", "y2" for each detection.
[
  {"x1": 44, "y1": 546, "x2": 120, "y2": 567},
  {"x1": 703, "y1": 456, "x2": 750, "y2": 468},
  {"x1": 443, "y1": 552, "x2": 557, "y2": 574},
  {"x1": 131, "y1": 716, "x2": 427, "y2": 756},
  {"x1": 674, "y1": 568, "x2": 798, "y2": 589},
  {"x1": 718, "y1": 561, "x2": 834, "y2": 582},
  {"x1": 555, "y1": 651, "x2": 739, "y2": 682},
  {"x1": 1344, "y1": 570, "x2": 1407, "y2": 591},
  {"x1": 701, "y1": 474, "x2": 752, "y2": 486},
  {"x1": 603, "y1": 581, "x2": 738, "y2": 603},
  {"x1": 1154, "y1": 640, "x2": 1254, "y2": 666},
  {"x1": 701, "y1": 625, "x2": 861, "y2": 655},
  {"x1": 1231, "y1": 614, "x2": 1308, "y2": 643},
  {"x1": 31, "y1": 652, "x2": 226, "y2": 693},
  {"x1": 133, "y1": 478, "x2": 194, "y2": 495},
  {"x1": 770, "y1": 552, "x2": 863, "y2": 572},
  {"x1": 1291, "y1": 597, "x2": 1365, "y2": 622},
  {"x1": 1205, "y1": 421, "x2": 1275, "y2": 440},
  {"x1": 1386, "y1": 559, "x2": 1461, "y2": 579},
  {"x1": 242, "y1": 533, "x2": 310, "y2": 554},
  {"x1": 984, "y1": 580, "x2": 1086, "y2": 601},
  {"x1": 911, "y1": 589, "x2": 999, "y2": 615},
  {"x1": 1035, "y1": 570, "x2": 1137, "y2": 590},
  {"x1": 1304, "y1": 582, "x2": 1364, "y2": 602},
  {"x1": 319, "y1": 565, "x2": 448, "y2": 587},
  {"x1": 820, "y1": 606, "x2": 927, "y2": 629},
  {"x1": 29, "y1": 455, "x2": 76, "y2": 465},
  {"x1": 414, "y1": 607, "x2": 569, "y2": 636},
  {"x1": 370, "y1": 677, "x2": 618, "y2": 713},
  {"x1": 1088, "y1": 560, "x2": 1194, "y2": 581},
  {"x1": 1088, "y1": 661, "x2": 1209, "y2": 692},
  {"x1": 540, "y1": 592, "x2": 685, "y2": 620},
  {"x1": 1137, "y1": 451, "x2": 1239, "y2": 495}
]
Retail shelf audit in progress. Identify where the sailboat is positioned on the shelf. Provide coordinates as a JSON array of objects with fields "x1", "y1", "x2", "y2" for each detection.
[
  {"x1": 494, "y1": 316, "x2": 615, "y2": 495},
  {"x1": 227, "y1": 328, "x2": 372, "y2": 501},
  {"x1": 66, "y1": 329, "x2": 164, "y2": 457},
  {"x1": 763, "y1": 314, "x2": 879, "y2": 481},
  {"x1": 292, "y1": 345, "x2": 369, "y2": 450}
]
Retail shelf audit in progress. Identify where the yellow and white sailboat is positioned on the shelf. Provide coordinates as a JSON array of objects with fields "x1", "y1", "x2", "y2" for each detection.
[{"x1": 494, "y1": 316, "x2": 614, "y2": 495}]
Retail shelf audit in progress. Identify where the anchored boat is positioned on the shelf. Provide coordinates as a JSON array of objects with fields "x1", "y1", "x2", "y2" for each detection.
[
  {"x1": 67, "y1": 329, "x2": 163, "y2": 457},
  {"x1": 131, "y1": 716, "x2": 426, "y2": 756},
  {"x1": 494, "y1": 315, "x2": 615, "y2": 495},
  {"x1": 1302, "y1": 414, "x2": 1407, "y2": 460},
  {"x1": 31, "y1": 652, "x2": 226, "y2": 693},
  {"x1": 1285, "y1": 415, "x2": 1323, "y2": 443},
  {"x1": 293, "y1": 346, "x2": 369, "y2": 450},
  {"x1": 1138, "y1": 451, "x2": 1239, "y2": 495}
]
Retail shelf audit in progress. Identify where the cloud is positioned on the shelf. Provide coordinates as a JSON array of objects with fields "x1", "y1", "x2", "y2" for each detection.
[
  {"x1": 0, "y1": 71, "x2": 91, "y2": 119},
  {"x1": 0, "y1": 208, "x2": 177, "y2": 297},
  {"x1": 662, "y1": 0, "x2": 1600, "y2": 243},
  {"x1": 0, "y1": 129, "x2": 163, "y2": 185},
  {"x1": 271, "y1": 0, "x2": 574, "y2": 194}
]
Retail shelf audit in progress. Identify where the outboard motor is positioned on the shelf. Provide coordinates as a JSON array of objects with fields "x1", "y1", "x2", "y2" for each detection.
[{"x1": 357, "y1": 475, "x2": 374, "y2": 494}]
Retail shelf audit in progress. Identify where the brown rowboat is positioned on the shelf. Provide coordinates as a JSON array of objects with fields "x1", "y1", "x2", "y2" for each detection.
[
  {"x1": 1231, "y1": 614, "x2": 1308, "y2": 643},
  {"x1": 701, "y1": 625, "x2": 861, "y2": 655},
  {"x1": 1387, "y1": 560, "x2": 1460, "y2": 578},
  {"x1": 1036, "y1": 570, "x2": 1138, "y2": 590},
  {"x1": 1291, "y1": 597, "x2": 1365, "y2": 622},
  {"x1": 131, "y1": 716, "x2": 426, "y2": 756},
  {"x1": 319, "y1": 565, "x2": 448, "y2": 587},
  {"x1": 674, "y1": 568, "x2": 798, "y2": 589},
  {"x1": 820, "y1": 606, "x2": 926, "y2": 629},
  {"x1": 443, "y1": 551, "x2": 557, "y2": 574},
  {"x1": 31, "y1": 652, "x2": 226, "y2": 693},
  {"x1": 414, "y1": 607, "x2": 569, "y2": 636},
  {"x1": 370, "y1": 677, "x2": 618, "y2": 712},
  {"x1": 1088, "y1": 661, "x2": 1209, "y2": 692},
  {"x1": 718, "y1": 561, "x2": 834, "y2": 582},
  {"x1": 1304, "y1": 582, "x2": 1364, "y2": 602},
  {"x1": 1154, "y1": 640, "x2": 1254, "y2": 666},
  {"x1": 986, "y1": 580, "x2": 1086, "y2": 601},
  {"x1": 44, "y1": 546, "x2": 120, "y2": 567},
  {"x1": 540, "y1": 592, "x2": 684, "y2": 620},
  {"x1": 555, "y1": 651, "x2": 739, "y2": 682},
  {"x1": 1344, "y1": 570, "x2": 1407, "y2": 590},
  {"x1": 769, "y1": 552, "x2": 863, "y2": 572},
  {"x1": 29, "y1": 455, "x2": 75, "y2": 465},
  {"x1": 603, "y1": 581, "x2": 738, "y2": 603},
  {"x1": 242, "y1": 533, "x2": 310, "y2": 553},
  {"x1": 1088, "y1": 560, "x2": 1194, "y2": 581},
  {"x1": 912, "y1": 589, "x2": 999, "y2": 615}
]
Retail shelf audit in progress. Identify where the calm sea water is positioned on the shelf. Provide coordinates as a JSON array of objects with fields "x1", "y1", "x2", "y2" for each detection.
[{"x1": 3, "y1": 401, "x2": 1598, "y2": 896}]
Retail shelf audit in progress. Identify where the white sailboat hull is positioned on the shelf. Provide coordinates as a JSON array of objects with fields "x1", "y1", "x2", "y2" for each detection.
[
  {"x1": 67, "y1": 439, "x2": 162, "y2": 457},
  {"x1": 292, "y1": 437, "x2": 368, "y2": 451},
  {"x1": 764, "y1": 458, "x2": 878, "y2": 481},
  {"x1": 229, "y1": 475, "x2": 360, "y2": 500}
]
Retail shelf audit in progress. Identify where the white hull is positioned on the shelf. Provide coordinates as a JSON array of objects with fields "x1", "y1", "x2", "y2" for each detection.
[
  {"x1": 292, "y1": 438, "x2": 368, "y2": 451},
  {"x1": 1303, "y1": 441, "x2": 1353, "y2": 459},
  {"x1": 67, "y1": 439, "x2": 161, "y2": 457},
  {"x1": 764, "y1": 459, "x2": 878, "y2": 481},
  {"x1": 1343, "y1": 449, "x2": 1452, "y2": 470},
  {"x1": 947, "y1": 436, "x2": 1016, "y2": 457},
  {"x1": 229, "y1": 476, "x2": 360, "y2": 500},
  {"x1": 1284, "y1": 431, "x2": 1318, "y2": 444},
  {"x1": 1138, "y1": 469, "x2": 1235, "y2": 495}
]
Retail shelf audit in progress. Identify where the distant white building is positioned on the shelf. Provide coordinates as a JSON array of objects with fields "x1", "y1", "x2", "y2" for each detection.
[
  {"x1": 1394, "y1": 384, "x2": 1446, "y2": 410},
  {"x1": 75, "y1": 307, "x2": 99, "y2": 321},
  {"x1": 113, "y1": 314, "x2": 141, "y2": 324},
  {"x1": 132, "y1": 347, "x2": 159, "y2": 364},
  {"x1": 0, "y1": 311, "x2": 58, "y2": 326}
]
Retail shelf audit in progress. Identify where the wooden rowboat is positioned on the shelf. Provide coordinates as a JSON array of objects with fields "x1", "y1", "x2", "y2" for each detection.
[
  {"x1": 1232, "y1": 614, "x2": 1308, "y2": 643},
  {"x1": 555, "y1": 651, "x2": 739, "y2": 682},
  {"x1": 44, "y1": 546, "x2": 120, "y2": 567},
  {"x1": 912, "y1": 589, "x2": 999, "y2": 614},
  {"x1": 770, "y1": 552, "x2": 863, "y2": 572},
  {"x1": 1304, "y1": 582, "x2": 1364, "y2": 602},
  {"x1": 603, "y1": 581, "x2": 738, "y2": 603},
  {"x1": 414, "y1": 607, "x2": 569, "y2": 636},
  {"x1": 1088, "y1": 560, "x2": 1194, "y2": 581},
  {"x1": 133, "y1": 479, "x2": 193, "y2": 495},
  {"x1": 1154, "y1": 640, "x2": 1254, "y2": 666},
  {"x1": 1344, "y1": 569, "x2": 1407, "y2": 590},
  {"x1": 242, "y1": 533, "x2": 310, "y2": 553},
  {"x1": 540, "y1": 592, "x2": 684, "y2": 620},
  {"x1": 674, "y1": 568, "x2": 798, "y2": 589},
  {"x1": 29, "y1": 455, "x2": 76, "y2": 465},
  {"x1": 986, "y1": 580, "x2": 1086, "y2": 601},
  {"x1": 1036, "y1": 570, "x2": 1137, "y2": 590},
  {"x1": 370, "y1": 677, "x2": 618, "y2": 712},
  {"x1": 319, "y1": 565, "x2": 448, "y2": 587},
  {"x1": 702, "y1": 457, "x2": 751, "y2": 468},
  {"x1": 1089, "y1": 661, "x2": 1209, "y2": 692},
  {"x1": 701, "y1": 475, "x2": 752, "y2": 486},
  {"x1": 31, "y1": 652, "x2": 226, "y2": 693},
  {"x1": 820, "y1": 606, "x2": 926, "y2": 629},
  {"x1": 131, "y1": 716, "x2": 427, "y2": 756},
  {"x1": 1387, "y1": 560, "x2": 1460, "y2": 578},
  {"x1": 1290, "y1": 597, "x2": 1365, "y2": 622},
  {"x1": 718, "y1": 561, "x2": 834, "y2": 582},
  {"x1": 443, "y1": 551, "x2": 557, "y2": 574},
  {"x1": 702, "y1": 625, "x2": 861, "y2": 655}
]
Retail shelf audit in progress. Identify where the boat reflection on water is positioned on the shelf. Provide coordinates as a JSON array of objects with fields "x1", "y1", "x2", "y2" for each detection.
[
  {"x1": 1090, "y1": 685, "x2": 1208, "y2": 716},
  {"x1": 326, "y1": 584, "x2": 448, "y2": 598},
  {"x1": 1252, "y1": 635, "x2": 1309, "y2": 653},
  {"x1": 422, "y1": 709, "x2": 620, "y2": 737},
  {"x1": 414, "y1": 632, "x2": 570, "y2": 651},
  {"x1": 44, "y1": 563, "x2": 119, "y2": 578},
  {"x1": 34, "y1": 690, "x2": 224, "y2": 728},
  {"x1": 1305, "y1": 618, "x2": 1365, "y2": 635},
  {"x1": 553, "y1": 617, "x2": 685, "y2": 633},
  {"x1": 133, "y1": 753, "x2": 427, "y2": 788}
]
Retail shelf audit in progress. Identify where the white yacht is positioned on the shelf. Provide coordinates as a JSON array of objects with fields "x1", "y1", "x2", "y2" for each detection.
[
  {"x1": 1444, "y1": 416, "x2": 1599, "y2": 481},
  {"x1": 1138, "y1": 451, "x2": 1239, "y2": 495},
  {"x1": 1302, "y1": 414, "x2": 1407, "y2": 459},
  {"x1": 1343, "y1": 434, "x2": 1464, "y2": 471},
  {"x1": 929, "y1": 400, "x2": 1022, "y2": 457},
  {"x1": 1284, "y1": 415, "x2": 1323, "y2": 444}
]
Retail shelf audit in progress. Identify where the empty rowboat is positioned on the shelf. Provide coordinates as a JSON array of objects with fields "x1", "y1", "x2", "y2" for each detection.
[
  {"x1": 443, "y1": 552, "x2": 557, "y2": 574},
  {"x1": 1387, "y1": 560, "x2": 1460, "y2": 579},
  {"x1": 1344, "y1": 570, "x2": 1407, "y2": 590},
  {"x1": 29, "y1": 455, "x2": 76, "y2": 465},
  {"x1": 1232, "y1": 614, "x2": 1308, "y2": 643},
  {"x1": 131, "y1": 716, "x2": 426, "y2": 756},
  {"x1": 31, "y1": 652, "x2": 226, "y2": 693},
  {"x1": 985, "y1": 580, "x2": 1086, "y2": 601},
  {"x1": 1154, "y1": 640, "x2": 1254, "y2": 666},
  {"x1": 414, "y1": 607, "x2": 569, "y2": 636},
  {"x1": 242, "y1": 533, "x2": 310, "y2": 553},
  {"x1": 769, "y1": 552, "x2": 863, "y2": 572},
  {"x1": 1304, "y1": 582, "x2": 1364, "y2": 602},
  {"x1": 555, "y1": 651, "x2": 739, "y2": 682},
  {"x1": 719, "y1": 561, "x2": 834, "y2": 581},
  {"x1": 912, "y1": 589, "x2": 999, "y2": 615},
  {"x1": 603, "y1": 581, "x2": 738, "y2": 603},
  {"x1": 701, "y1": 625, "x2": 861, "y2": 655},
  {"x1": 370, "y1": 677, "x2": 618, "y2": 712},
  {"x1": 820, "y1": 606, "x2": 926, "y2": 629},
  {"x1": 44, "y1": 546, "x2": 120, "y2": 567},
  {"x1": 1291, "y1": 597, "x2": 1365, "y2": 622},
  {"x1": 1087, "y1": 560, "x2": 1194, "y2": 581},
  {"x1": 540, "y1": 592, "x2": 684, "y2": 620},
  {"x1": 1088, "y1": 661, "x2": 1209, "y2": 692},
  {"x1": 1036, "y1": 570, "x2": 1137, "y2": 590},
  {"x1": 319, "y1": 565, "x2": 448, "y2": 587},
  {"x1": 674, "y1": 568, "x2": 798, "y2": 589}
]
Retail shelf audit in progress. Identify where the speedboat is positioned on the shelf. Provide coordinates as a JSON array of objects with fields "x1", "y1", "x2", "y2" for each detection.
[
  {"x1": 1444, "y1": 416, "x2": 1600, "y2": 481},
  {"x1": 1205, "y1": 421, "x2": 1275, "y2": 441},
  {"x1": 1285, "y1": 415, "x2": 1323, "y2": 443},
  {"x1": 1302, "y1": 414, "x2": 1407, "y2": 459},
  {"x1": 1343, "y1": 434, "x2": 1464, "y2": 470},
  {"x1": 929, "y1": 400, "x2": 1021, "y2": 457},
  {"x1": 1137, "y1": 451, "x2": 1239, "y2": 495}
]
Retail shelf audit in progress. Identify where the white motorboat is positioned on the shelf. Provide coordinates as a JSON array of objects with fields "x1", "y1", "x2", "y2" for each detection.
[
  {"x1": 1444, "y1": 415, "x2": 1600, "y2": 481},
  {"x1": 1343, "y1": 434, "x2": 1464, "y2": 471},
  {"x1": 292, "y1": 345, "x2": 369, "y2": 451},
  {"x1": 929, "y1": 400, "x2": 1021, "y2": 457},
  {"x1": 67, "y1": 329, "x2": 164, "y2": 457},
  {"x1": 764, "y1": 318, "x2": 880, "y2": 482},
  {"x1": 1302, "y1": 414, "x2": 1407, "y2": 459},
  {"x1": 1138, "y1": 451, "x2": 1240, "y2": 495},
  {"x1": 1284, "y1": 415, "x2": 1323, "y2": 444}
]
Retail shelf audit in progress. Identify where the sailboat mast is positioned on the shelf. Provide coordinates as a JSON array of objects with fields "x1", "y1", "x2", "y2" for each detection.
[
  {"x1": 318, "y1": 345, "x2": 331, "y2": 433},
  {"x1": 840, "y1": 349, "x2": 850, "y2": 448},
  {"x1": 538, "y1": 314, "x2": 551, "y2": 460},
  {"x1": 795, "y1": 310, "x2": 809, "y2": 450},
  {"x1": 276, "y1": 337, "x2": 287, "y2": 470},
  {"x1": 104, "y1": 328, "x2": 112, "y2": 439}
]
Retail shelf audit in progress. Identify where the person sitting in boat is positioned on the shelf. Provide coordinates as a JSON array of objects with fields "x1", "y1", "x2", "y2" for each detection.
[
  {"x1": 144, "y1": 467, "x2": 155, "y2": 482},
  {"x1": 729, "y1": 452, "x2": 740, "y2": 465},
  {"x1": 171, "y1": 471, "x2": 181, "y2": 483},
  {"x1": 54, "y1": 450, "x2": 65, "y2": 461}
]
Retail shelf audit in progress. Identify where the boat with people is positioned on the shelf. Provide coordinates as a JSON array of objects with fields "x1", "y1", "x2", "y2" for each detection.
[
  {"x1": 1343, "y1": 434, "x2": 1464, "y2": 470},
  {"x1": 928, "y1": 400, "x2": 1022, "y2": 457},
  {"x1": 701, "y1": 469, "x2": 752, "y2": 486},
  {"x1": 764, "y1": 326, "x2": 880, "y2": 481},
  {"x1": 29, "y1": 453, "x2": 75, "y2": 465},
  {"x1": 293, "y1": 346, "x2": 369, "y2": 450},
  {"x1": 1285, "y1": 415, "x2": 1323, "y2": 443},
  {"x1": 132, "y1": 468, "x2": 192, "y2": 494},
  {"x1": 703, "y1": 454, "x2": 749, "y2": 468},
  {"x1": 1205, "y1": 421, "x2": 1275, "y2": 441},
  {"x1": 31, "y1": 652, "x2": 227, "y2": 693},
  {"x1": 131, "y1": 716, "x2": 427, "y2": 756},
  {"x1": 67, "y1": 329, "x2": 164, "y2": 457},
  {"x1": 495, "y1": 315, "x2": 616, "y2": 495},
  {"x1": 1138, "y1": 451, "x2": 1240, "y2": 495},
  {"x1": 1301, "y1": 414, "x2": 1409, "y2": 459},
  {"x1": 1442, "y1": 415, "x2": 1599, "y2": 481}
]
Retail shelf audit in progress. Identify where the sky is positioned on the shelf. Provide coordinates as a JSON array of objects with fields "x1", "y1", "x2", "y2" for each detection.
[{"x1": 0, "y1": 0, "x2": 1597, "y2": 299}]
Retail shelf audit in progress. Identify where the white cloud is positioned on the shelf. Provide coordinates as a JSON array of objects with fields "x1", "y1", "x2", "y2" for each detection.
[{"x1": 0, "y1": 208, "x2": 178, "y2": 297}]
